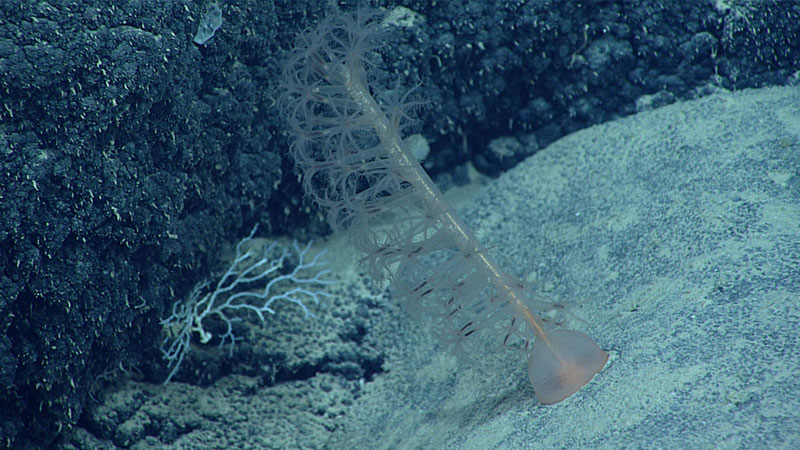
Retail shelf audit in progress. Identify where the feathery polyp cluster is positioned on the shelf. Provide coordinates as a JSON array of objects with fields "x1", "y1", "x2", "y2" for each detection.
[
  {"x1": 159, "y1": 225, "x2": 332, "y2": 383},
  {"x1": 279, "y1": 10, "x2": 427, "y2": 233}
]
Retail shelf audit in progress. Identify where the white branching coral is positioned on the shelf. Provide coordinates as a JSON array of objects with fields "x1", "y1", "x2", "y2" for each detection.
[{"x1": 160, "y1": 225, "x2": 332, "y2": 383}]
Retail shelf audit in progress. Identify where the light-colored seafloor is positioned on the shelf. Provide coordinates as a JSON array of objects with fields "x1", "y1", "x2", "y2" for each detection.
[{"x1": 332, "y1": 85, "x2": 800, "y2": 449}]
